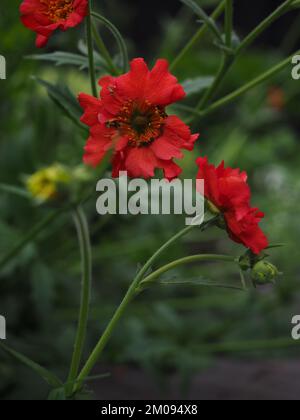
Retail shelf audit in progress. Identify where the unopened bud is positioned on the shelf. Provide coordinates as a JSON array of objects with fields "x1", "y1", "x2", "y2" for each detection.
[{"x1": 251, "y1": 261, "x2": 279, "y2": 286}]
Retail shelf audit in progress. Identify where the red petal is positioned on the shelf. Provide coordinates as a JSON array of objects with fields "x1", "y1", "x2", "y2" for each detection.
[
  {"x1": 124, "y1": 147, "x2": 158, "y2": 178},
  {"x1": 145, "y1": 60, "x2": 186, "y2": 106}
]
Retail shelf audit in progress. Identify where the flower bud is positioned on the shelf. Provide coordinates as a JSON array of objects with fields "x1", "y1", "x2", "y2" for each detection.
[{"x1": 251, "y1": 260, "x2": 279, "y2": 286}]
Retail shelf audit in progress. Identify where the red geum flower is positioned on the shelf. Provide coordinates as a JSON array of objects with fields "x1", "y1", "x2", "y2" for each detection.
[
  {"x1": 78, "y1": 58, "x2": 199, "y2": 180},
  {"x1": 196, "y1": 157, "x2": 269, "y2": 255},
  {"x1": 20, "y1": 0, "x2": 88, "y2": 48}
]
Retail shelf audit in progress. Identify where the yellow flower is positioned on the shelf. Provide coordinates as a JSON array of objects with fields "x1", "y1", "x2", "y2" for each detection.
[{"x1": 26, "y1": 164, "x2": 71, "y2": 202}]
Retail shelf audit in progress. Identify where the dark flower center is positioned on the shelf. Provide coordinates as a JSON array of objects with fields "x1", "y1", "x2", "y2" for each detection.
[
  {"x1": 41, "y1": 0, "x2": 74, "y2": 22},
  {"x1": 107, "y1": 100, "x2": 167, "y2": 147}
]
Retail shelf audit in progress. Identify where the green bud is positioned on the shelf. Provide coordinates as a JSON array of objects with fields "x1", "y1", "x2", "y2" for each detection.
[{"x1": 251, "y1": 261, "x2": 279, "y2": 286}]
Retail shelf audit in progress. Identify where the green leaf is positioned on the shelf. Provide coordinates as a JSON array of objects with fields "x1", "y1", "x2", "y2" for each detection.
[
  {"x1": 182, "y1": 76, "x2": 214, "y2": 95},
  {"x1": 0, "y1": 342, "x2": 62, "y2": 388},
  {"x1": 27, "y1": 52, "x2": 90, "y2": 69},
  {"x1": 27, "y1": 50, "x2": 107, "y2": 71},
  {"x1": 33, "y1": 77, "x2": 86, "y2": 130}
]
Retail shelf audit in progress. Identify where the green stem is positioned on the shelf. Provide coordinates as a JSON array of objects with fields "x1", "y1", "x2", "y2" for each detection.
[
  {"x1": 170, "y1": 0, "x2": 226, "y2": 71},
  {"x1": 196, "y1": 54, "x2": 234, "y2": 111},
  {"x1": 91, "y1": 11, "x2": 129, "y2": 73},
  {"x1": 86, "y1": 1, "x2": 98, "y2": 97},
  {"x1": 202, "y1": 52, "x2": 298, "y2": 116},
  {"x1": 139, "y1": 254, "x2": 237, "y2": 290},
  {"x1": 179, "y1": 0, "x2": 223, "y2": 43},
  {"x1": 236, "y1": 0, "x2": 295, "y2": 56},
  {"x1": 76, "y1": 218, "x2": 217, "y2": 388},
  {"x1": 67, "y1": 206, "x2": 92, "y2": 397},
  {"x1": 225, "y1": 0, "x2": 233, "y2": 47},
  {"x1": 193, "y1": 0, "x2": 295, "y2": 115},
  {"x1": 91, "y1": 21, "x2": 119, "y2": 75},
  {"x1": 0, "y1": 209, "x2": 64, "y2": 272}
]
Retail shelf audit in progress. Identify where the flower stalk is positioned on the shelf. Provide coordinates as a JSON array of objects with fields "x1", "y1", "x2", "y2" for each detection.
[
  {"x1": 75, "y1": 218, "x2": 218, "y2": 390},
  {"x1": 225, "y1": 0, "x2": 233, "y2": 48},
  {"x1": 138, "y1": 254, "x2": 238, "y2": 290},
  {"x1": 67, "y1": 206, "x2": 92, "y2": 397},
  {"x1": 86, "y1": 0, "x2": 98, "y2": 98},
  {"x1": 91, "y1": 21, "x2": 119, "y2": 76}
]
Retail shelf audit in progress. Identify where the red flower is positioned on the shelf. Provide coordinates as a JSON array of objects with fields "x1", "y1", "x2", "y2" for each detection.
[
  {"x1": 196, "y1": 157, "x2": 269, "y2": 255},
  {"x1": 78, "y1": 58, "x2": 199, "y2": 180},
  {"x1": 20, "y1": 0, "x2": 88, "y2": 48}
]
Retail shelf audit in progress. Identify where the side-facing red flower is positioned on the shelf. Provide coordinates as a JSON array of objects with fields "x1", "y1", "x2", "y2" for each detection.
[
  {"x1": 20, "y1": 0, "x2": 88, "y2": 48},
  {"x1": 196, "y1": 157, "x2": 269, "y2": 255},
  {"x1": 78, "y1": 58, "x2": 199, "y2": 180}
]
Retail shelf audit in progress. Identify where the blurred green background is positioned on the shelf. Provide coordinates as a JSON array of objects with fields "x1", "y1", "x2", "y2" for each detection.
[{"x1": 1, "y1": 0, "x2": 300, "y2": 400}]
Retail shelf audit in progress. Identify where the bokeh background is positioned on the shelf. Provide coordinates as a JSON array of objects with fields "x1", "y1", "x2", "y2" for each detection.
[{"x1": 1, "y1": 0, "x2": 300, "y2": 400}]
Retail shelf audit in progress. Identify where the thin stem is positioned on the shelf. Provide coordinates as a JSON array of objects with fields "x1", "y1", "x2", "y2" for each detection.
[
  {"x1": 196, "y1": 54, "x2": 233, "y2": 112},
  {"x1": 202, "y1": 52, "x2": 298, "y2": 116},
  {"x1": 0, "y1": 209, "x2": 64, "y2": 272},
  {"x1": 170, "y1": 0, "x2": 226, "y2": 71},
  {"x1": 67, "y1": 206, "x2": 92, "y2": 397},
  {"x1": 86, "y1": 1, "x2": 98, "y2": 97},
  {"x1": 91, "y1": 11, "x2": 129, "y2": 73},
  {"x1": 193, "y1": 0, "x2": 295, "y2": 115},
  {"x1": 225, "y1": 0, "x2": 233, "y2": 47},
  {"x1": 236, "y1": 0, "x2": 295, "y2": 56},
  {"x1": 139, "y1": 254, "x2": 237, "y2": 289},
  {"x1": 76, "y1": 218, "x2": 217, "y2": 388},
  {"x1": 179, "y1": 0, "x2": 224, "y2": 44},
  {"x1": 91, "y1": 20, "x2": 119, "y2": 76}
]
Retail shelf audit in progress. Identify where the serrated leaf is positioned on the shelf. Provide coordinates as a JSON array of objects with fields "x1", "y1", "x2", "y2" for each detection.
[{"x1": 0, "y1": 342, "x2": 62, "y2": 388}]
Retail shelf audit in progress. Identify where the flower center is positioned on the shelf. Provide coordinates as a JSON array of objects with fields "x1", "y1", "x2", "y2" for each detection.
[
  {"x1": 107, "y1": 100, "x2": 167, "y2": 147},
  {"x1": 41, "y1": 0, "x2": 74, "y2": 22}
]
